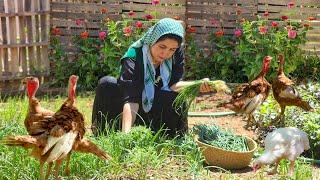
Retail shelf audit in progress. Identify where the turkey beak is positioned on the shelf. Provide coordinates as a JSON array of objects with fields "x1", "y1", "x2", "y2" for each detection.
[
  {"x1": 21, "y1": 77, "x2": 27, "y2": 85},
  {"x1": 21, "y1": 77, "x2": 28, "y2": 90},
  {"x1": 252, "y1": 164, "x2": 259, "y2": 172}
]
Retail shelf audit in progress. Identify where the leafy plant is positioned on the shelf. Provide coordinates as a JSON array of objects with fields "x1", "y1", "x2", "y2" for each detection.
[
  {"x1": 236, "y1": 17, "x2": 309, "y2": 80},
  {"x1": 256, "y1": 82, "x2": 320, "y2": 158},
  {"x1": 50, "y1": 19, "x2": 156, "y2": 90}
]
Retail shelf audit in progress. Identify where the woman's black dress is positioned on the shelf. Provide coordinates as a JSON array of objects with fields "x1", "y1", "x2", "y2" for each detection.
[{"x1": 91, "y1": 47, "x2": 187, "y2": 137}]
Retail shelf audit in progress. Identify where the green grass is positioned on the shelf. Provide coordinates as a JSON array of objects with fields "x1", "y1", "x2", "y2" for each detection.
[{"x1": 0, "y1": 93, "x2": 318, "y2": 179}]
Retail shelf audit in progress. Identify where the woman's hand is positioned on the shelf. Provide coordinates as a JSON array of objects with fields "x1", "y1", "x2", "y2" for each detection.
[{"x1": 199, "y1": 78, "x2": 212, "y2": 93}]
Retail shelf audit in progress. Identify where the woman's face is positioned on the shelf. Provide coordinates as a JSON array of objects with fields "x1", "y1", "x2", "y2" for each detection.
[{"x1": 150, "y1": 38, "x2": 179, "y2": 65}]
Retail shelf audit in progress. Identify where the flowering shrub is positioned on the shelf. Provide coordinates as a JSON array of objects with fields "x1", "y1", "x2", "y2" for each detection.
[
  {"x1": 50, "y1": 18, "x2": 156, "y2": 89},
  {"x1": 206, "y1": 15, "x2": 312, "y2": 82},
  {"x1": 236, "y1": 17, "x2": 310, "y2": 80}
]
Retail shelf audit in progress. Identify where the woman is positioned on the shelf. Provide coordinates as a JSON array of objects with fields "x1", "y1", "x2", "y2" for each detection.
[{"x1": 92, "y1": 18, "x2": 211, "y2": 137}]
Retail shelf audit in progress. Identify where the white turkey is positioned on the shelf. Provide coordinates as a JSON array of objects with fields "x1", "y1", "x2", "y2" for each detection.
[{"x1": 252, "y1": 127, "x2": 310, "y2": 175}]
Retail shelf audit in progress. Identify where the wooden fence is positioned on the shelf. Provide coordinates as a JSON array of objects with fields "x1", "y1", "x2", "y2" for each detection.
[
  {"x1": 122, "y1": 0, "x2": 186, "y2": 20},
  {"x1": 0, "y1": 0, "x2": 319, "y2": 92},
  {"x1": 50, "y1": 0, "x2": 122, "y2": 54},
  {"x1": 0, "y1": 0, "x2": 50, "y2": 83},
  {"x1": 186, "y1": 0, "x2": 257, "y2": 48},
  {"x1": 257, "y1": 0, "x2": 320, "y2": 54}
]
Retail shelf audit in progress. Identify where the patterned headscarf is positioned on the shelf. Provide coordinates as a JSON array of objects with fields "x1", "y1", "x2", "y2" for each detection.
[{"x1": 122, "y1": 18, "x2": 185, "y2": 112}]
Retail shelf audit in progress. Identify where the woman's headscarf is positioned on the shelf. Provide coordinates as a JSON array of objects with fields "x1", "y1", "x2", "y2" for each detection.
[{"x1": 122, "y1": 18, "x2": 185, "y2": 112}]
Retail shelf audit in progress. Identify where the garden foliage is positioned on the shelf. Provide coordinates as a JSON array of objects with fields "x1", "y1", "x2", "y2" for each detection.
[{"x1": 185, "y1": 15, "x2": 317, "y2": 82}]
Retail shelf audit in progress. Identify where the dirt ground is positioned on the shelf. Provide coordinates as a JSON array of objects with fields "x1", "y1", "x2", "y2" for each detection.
[{"x1": 188, "y1": 92, "x2": 256, "y2": 139}]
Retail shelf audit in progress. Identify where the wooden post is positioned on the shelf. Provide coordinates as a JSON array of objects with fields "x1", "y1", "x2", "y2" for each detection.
[
  {"x1": 4, "y1": 0, "x2": 19, "y2": 76},
  {"x1": 0, "y1": 17, "x2": 3, "y2": 79},
  {"x1": 26, "y1": 0, "x2": 37, "y2": 74},
  {"x1": 17, "y1": 0, "x2": 27, "y2": 76},
  {"x1": 40, "y1": 0, "x2": 50, "y2": 74}
]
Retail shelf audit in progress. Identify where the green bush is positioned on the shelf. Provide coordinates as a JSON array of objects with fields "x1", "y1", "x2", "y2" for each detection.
[{"x1": 50, "y1": 19, "x2": 156, "y2": 90}]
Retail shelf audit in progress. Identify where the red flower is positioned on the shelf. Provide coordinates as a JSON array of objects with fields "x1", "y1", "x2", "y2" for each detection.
[
  {"x1": 288, "y1": 29, "x2": 297, "y2": 39},
  {"x1": 259, "y1": 26, "x2": 268, "y2": 34},
  {"x1": 99, "y1": 31, "x2": 107, "y2": 40},
  {"x1": 128, "y1": 10, "x2": 136, "y2": 17},
  {"x1": 80, "y1": 31, "x2": 89, "y2": 39},
  {"x1": 263, "y1": 11, "x2": 269, "y2": 17},
  {"x1": 135, "y1": 21, "x2": 143, "y2": 28},
  {"x1": 145, "y1": 14, "x2": 154, "y2": 20},
  {"x1": 281, "y1": 16, "x2": 288, "y2": 21},
  {"x1": 303, "y1": 23, "x2": 310, "y2": 28},
  {"x1": 215, "y1": 30, "x2": 224, "y2": 37},
  {"x1": 75, "y1": 19, "x2": 83, "y2": 26},
  {"x1": 287, "y1": 2, "x2": 294, "y2": 8},
  {"x1": 101, "y1": 8, "x2": 108, "y2": 14},
  {"x1": 308, "y1": 16, "x2": 316, "y2": 21},
  {"x1": 234, "y1": 29, "x2": 242, "y2": 38},
  {"x1": 51, "y1": 28, "x2": 61, "y2": 35},
  {"x1": 187, "y1": 26, "x2": 196, "y2": 33},
  {"x1": 173, "y1": 15, "x2": 180, "y2": 20},
  {"x1": 239, "y1": 18, "x2": 246, "y2": 24},
  {"x1": 123, "y1": 26, "x2": 132, "y2": 36},
  {"x1": 271, "y1": 21, "x2": 279, "y2": 27},
  {"x1": 151, "y1": 0, "x2": 160, "y2": 5}
]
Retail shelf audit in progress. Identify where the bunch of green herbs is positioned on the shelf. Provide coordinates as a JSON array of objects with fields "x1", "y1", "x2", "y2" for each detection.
[
  {"x1": 194, "y1": 124, "x2": 249, "y2": 152},
  {"x1": 173, "y1": 80, "x2": 230, "y2": 115}
]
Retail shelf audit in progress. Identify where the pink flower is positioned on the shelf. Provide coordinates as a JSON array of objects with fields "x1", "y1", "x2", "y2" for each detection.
[
  {"x1": 287, "y1": 2, "x2": 294, "y2": 8},
  {"x1": 99, "y1": 31, "x2": 107, "y2": 40},
  {"x1": 263, "y1": 11, "x2": 269, "y2": 17},
  {"x1": 288, "y1": 29, "x2": 297, "y2": 39},
  {"x1": 211, "y1": 18, "x2": 219, "y2": 27},
  {"x1": 151, "y1": 0, "x2": 160, "y2": 5},
  {"x1": 123, "y1": 26, "x2": 132, "y2": 36},
  {"x1": 128, "y1": 10, "x2": 136, "y2": 17},
  {"x1": 234, "y1": 29, "x2": 242, "y2": 38},
  {"x1": 271, "y1": 21, "x2": 278, "y2": 27},
  {"x1": 259, "y1": 26, "x2": 268, "y2": 34},
  {"x1": 75, "y1": 19, "x2": 83, "y2": 26},
  {"x1": 281, "y1": 16, "x2": 288, "y2": 21},
  {"x1": 145, "y1": 14, "x2": 154, "y2": 20},
  {"x1": 135, "y1": 21, "x2": 143, "y2": 28}
]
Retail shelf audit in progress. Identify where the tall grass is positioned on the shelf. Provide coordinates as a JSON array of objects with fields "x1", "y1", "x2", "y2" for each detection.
[{"x1": 0, "y1": 94, "x2": 317, "y2": 179}]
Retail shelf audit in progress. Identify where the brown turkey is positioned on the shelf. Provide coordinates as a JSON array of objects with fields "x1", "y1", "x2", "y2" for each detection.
[
  {"x1": 221, "y1": 56, "x2": 272, "y2": 129},
  {"x1": 2, "y1": 75, "x2": 111, "y2": 180},
  {"x1": 23, "y1": 76, "x2": 55, "y2": 135},
  {"x1": 272, "y1": 54, "x2": 313, "y2": 126}
]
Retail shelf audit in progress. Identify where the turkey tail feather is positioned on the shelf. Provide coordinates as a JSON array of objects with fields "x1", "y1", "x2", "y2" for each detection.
[
  {"x1": 1, "y1": 135, "x2": 38, "y2": 148},
  {"x1": 75, "y1": 138, "x2": 111, "y2": 160},
  {"x1": 300, "y1": 100, "x2": 313, "y2": 111},
  {"x1": 46, "y1": 131, "x2": 78, "y2": 162}
]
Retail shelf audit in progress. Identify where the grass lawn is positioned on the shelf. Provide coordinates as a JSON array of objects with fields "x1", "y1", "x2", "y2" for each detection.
[{"x1": 0, "y1": 93, "x2": 319, "y2": 179}]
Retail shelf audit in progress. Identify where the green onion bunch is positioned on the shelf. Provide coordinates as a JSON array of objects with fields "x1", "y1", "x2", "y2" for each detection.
[
  {"x1": 194, "y1": 124, "x2": 249, "y2": 152},
  {"x1": 173, "y1": 80, "x2": 230, "y2": 116}
]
